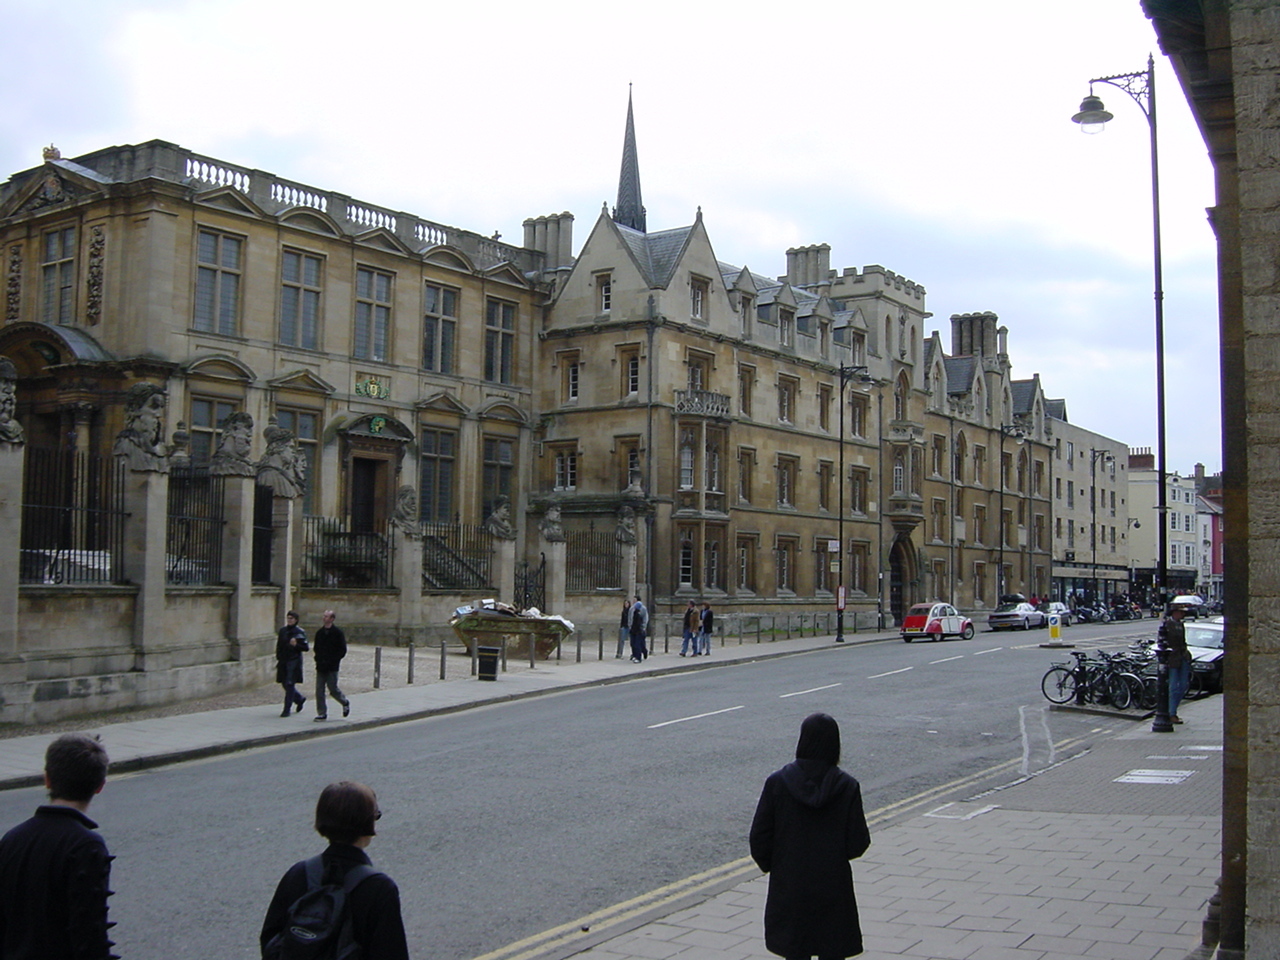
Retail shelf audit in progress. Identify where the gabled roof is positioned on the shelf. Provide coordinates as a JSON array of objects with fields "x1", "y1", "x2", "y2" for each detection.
[
  {"x1": 615, "y1": 222, "x2": 693, "y2": 289},
  {"x1": 1045, "y1": 398, "x2": 1068, "y2": 421},
  {"x1": 1011, "y1": 376, "x2": 1041, "y2": 416},
  {"x1": 943, "y1": 356, "x2": 979, "y2": 395}
]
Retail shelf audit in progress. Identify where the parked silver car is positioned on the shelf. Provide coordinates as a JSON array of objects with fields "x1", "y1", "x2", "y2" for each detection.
[{"x1": 987, "y1": 602, "x2": 1047, "y2": 631}]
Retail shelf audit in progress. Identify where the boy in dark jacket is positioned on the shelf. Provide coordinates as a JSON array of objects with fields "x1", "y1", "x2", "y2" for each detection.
[
  {"x1": 276, "y1": 610, "x2": 308, "y2": 717},
  {"x1": 0, "y1": 733, "x2": 116, "y2": 960}
]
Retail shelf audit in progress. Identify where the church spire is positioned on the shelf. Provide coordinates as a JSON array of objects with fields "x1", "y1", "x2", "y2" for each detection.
[{"x1": 612, "y1": 87, "x2": 647, "y2": 233}]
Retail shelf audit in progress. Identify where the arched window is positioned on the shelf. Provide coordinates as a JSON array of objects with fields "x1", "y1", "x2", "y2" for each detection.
[
  {"x1": 679, "y1": 429, "x2": 696, "y2": 490},
  {"x1": 893, "y1": 455, "x2": 905, "y2": 494},
  {"x1": 953, "y1": 433, "x2": 967, "y2": 483}
]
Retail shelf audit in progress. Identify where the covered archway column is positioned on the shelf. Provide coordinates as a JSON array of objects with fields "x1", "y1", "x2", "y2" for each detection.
[{"x1": 0, "y1": 357, "x2": 24, "y2": 665}]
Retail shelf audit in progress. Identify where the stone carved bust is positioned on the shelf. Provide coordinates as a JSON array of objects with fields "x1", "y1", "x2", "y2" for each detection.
[
  {"x1": 389, "y1": 485, "x2": 422, "y2": 540},
  {"x1": 615, "y1": 504, "x2": 637, "y2": 545},
  {"x1": 113, "y1": 382, "x2": 169, "y2": 472},
  {"x1": 0, "y1": 356, "x2": 24, "y2": 444},
  {"x1": 484, "y1": 495, "x2": 516, "y2": 541},
  {"x1": 210, "y1": 411, "x2": 255, "y2": 477},
  {"x1": 257, "y1": 421, "x2": 305, "y2": 498},
  {"x1": 539, "y1": 503, "x2": 565, "y2": 543}
]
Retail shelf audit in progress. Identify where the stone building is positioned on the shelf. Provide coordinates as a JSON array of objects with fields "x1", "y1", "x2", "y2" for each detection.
[
  {"x1": 0, "y1": 106, "x2": 1062, "y2": 719},
  {"x1": 0, "y1": 140, "x2": 554, "y2": 718},
  {"x1": 537, "y1": 99, "x2": 1054, "y2": 624},
  {"x1": 1143, "y1": 0, "x2": 1279, "y2": 953},
  {"x1": 1127, "y1": 448, "x2": 1201, "y2": 597},
  {"x1": 1043, "y1": 409, "x2": 1133, "y2": 603}
]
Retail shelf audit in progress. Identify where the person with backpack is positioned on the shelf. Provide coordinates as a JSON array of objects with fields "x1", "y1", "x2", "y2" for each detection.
[{"x1": 260, "y1": 781, "x2": 408, "y2": 959}]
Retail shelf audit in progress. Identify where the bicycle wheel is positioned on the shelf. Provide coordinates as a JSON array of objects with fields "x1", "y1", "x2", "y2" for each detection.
[
  {"x1": 1139, "y1": 674, "x2": 1159, "y2": 710},
  {"x1": 1109, "y1": 673, "x2": 1134, "y2": 711},
  {"x1": 1041, "y1": 665, "x2": 1077, "y2": 704},
  {"x1": 1186, "y1": 671, "x2": 1207, "y2": 701}
]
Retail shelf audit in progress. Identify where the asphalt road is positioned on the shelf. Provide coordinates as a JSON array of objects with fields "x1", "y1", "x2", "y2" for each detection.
[{"x1": 0, "y1": 619, "x2": 1156, "y2": 959}]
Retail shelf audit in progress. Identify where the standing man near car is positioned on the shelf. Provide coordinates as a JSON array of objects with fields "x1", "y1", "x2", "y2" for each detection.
[
  {"x1": 313, "y1": 610, "x2": 351, "y2": 722},
  {"x1": 1161, "y1": 602, "x2": 1191, "y2": 724}
]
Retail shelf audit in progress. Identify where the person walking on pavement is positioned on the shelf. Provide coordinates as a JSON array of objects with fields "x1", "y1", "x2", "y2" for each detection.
[
  {"x1": 260, "y1": 780, "x2": 409, "y2": 960},
  {"x1": 698, "y1": 600, "x2": 714, "y2": 656},
  {"x1": 629, "y1": 594, "x2": 648, "y2": 663},
  {"x1": 750, "y1": 712, "x2": 871, "y2": 960},
  {"x1": 276, "y1": 610, "x2": 308, "y2": 717},
  {"x1": 680, "y1": 600, "x2": 699, "y2": 657},
  {"x1": 1161, "y1": 601, "x2": 1191, "y2": 723},
  {"x1": 616, "y1": 599, "x2": 632, "y2": 659},
  {"x1": 313, "y1": 609, "x2": 351, "y2": 722},
  {"x1": 0, "y1": 733, "x2": 116, "y2": 960}
]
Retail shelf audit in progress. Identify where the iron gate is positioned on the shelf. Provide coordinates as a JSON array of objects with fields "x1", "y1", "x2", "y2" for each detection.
[{"x1": 515, "y1": 553, "x2": 546, "y2": 611}]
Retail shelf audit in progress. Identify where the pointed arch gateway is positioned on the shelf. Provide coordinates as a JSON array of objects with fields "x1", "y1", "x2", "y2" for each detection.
[{"x1": 888, "y1": 534, "x2": 919, "y2": 625}]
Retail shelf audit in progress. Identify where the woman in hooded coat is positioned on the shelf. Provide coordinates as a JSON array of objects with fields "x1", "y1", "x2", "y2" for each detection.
[{"x1": 749, "y1": 713, "x2": 871, "y2": 960}]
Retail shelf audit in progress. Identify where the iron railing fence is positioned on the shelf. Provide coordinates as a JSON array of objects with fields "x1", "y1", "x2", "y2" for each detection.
[
  {"x1": 566, "y1": 527, "x2": 621, "y2": 592},
  {"x1": 20, "y1": 447, "x2": 128, "y2": 584},
  {"x1": 421, "y1": 522, "x2": 491, "y2": 590},
  {"x1": 166, "y1": 464, "x2": 225, "y2": 585},
  {"x1": 251, "y1": 484, "x2": 274, "y2": 584},
  {"x1": 301, "y1": 516, "x2": 393, "y2": 589}
]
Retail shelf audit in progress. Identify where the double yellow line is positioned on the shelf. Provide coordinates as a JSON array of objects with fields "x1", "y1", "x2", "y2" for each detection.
[{"x1": 471, "y1": 731, "x2": 1097, "y2": 960}]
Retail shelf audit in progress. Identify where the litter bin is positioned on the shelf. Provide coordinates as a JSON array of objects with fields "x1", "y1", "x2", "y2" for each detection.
[{"x1": 477, "y1": 645, "x2": 501, "y2": 681}]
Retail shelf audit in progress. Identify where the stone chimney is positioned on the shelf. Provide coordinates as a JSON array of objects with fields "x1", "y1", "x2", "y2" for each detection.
[{"x1": 522, "y1": 212, "x2": 574, "y2": 271}]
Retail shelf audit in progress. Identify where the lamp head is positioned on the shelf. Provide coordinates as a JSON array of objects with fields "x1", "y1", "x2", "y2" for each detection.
[{"x1": 1072, "y1": 94, "x2": 1113, "y2": 134}]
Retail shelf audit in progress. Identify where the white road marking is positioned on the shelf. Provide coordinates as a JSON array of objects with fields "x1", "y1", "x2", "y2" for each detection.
[
  {"x1": 1115, "y1": 769, "x2": 1195, "y2": 784},
  {"x1": 972, "y1": 647, "x2": 1002, "y2": 656},
  {"x1": 780, "y1": 683, "x2": 843, "y2": 698},
  {"x1": 929, "y1": 655, "x2": 963, "y2": 665},
  {"x1": 866, "y1": 667, "x2": 913, "y2": 679},
  {"x1": 1019, "y1": 703, "x2": 1056, "y2": 777},
  {"x1": 648, "y1": 705, "x2": 745, "y2": 729}
]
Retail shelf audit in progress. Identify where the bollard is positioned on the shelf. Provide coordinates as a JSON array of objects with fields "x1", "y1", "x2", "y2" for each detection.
[
  {"x1": 374, "y1": 646, "x2": 382, "y2": 689},
  {"x1": 501, "y1": 637, "x2": 508, "y2": 672},
  {"x1": 440, "y1": 640, "x2": 447, "y2": 680},
  {"x1": 664, "y1": 622, "x2": 670, "y2": 654},
  {"x1": 598, "y1": 626, "x2": 604, "y2": 661},
  {"x1": 471, "y1": 642, "x2": 479, "y2": 677},
  {"x1": 576, "y1": 631, "x2": 582, "y2": 663},
  {"x1": 556, "y1": 634, "x2": 562, "y2": 661},
  {"x1": 529, "y1": 634, "x2": 536, "y2": 669},
  {"x1": 407, "y1": 643, "x2": 415, "y2": 684},
  {"x1": 756, "y1": 617, "x2": 762, "y2": 643}
]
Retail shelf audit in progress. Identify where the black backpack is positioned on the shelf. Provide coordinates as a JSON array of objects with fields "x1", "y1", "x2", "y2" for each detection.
[{"x1": 263, "y1": 855, "x2": 380, "y2": 960}]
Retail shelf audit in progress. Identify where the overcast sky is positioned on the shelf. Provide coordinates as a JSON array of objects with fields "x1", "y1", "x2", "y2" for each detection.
[{"x1": 2, "y1": 0, "x2": 1222, "y2": 474}]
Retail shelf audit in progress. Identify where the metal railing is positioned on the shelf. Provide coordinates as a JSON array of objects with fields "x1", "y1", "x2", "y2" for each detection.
[
  {"x1": 421, "y1": 522, "x2": 491, "y2": 590},
  {"x1": 20, "y1": 447, "x2": 128, "y2": 584},
  {"x1": 166, "y1": 465, "x2": 225, "y2": 585},
  {"x1": 566, "y1": 528, "x2": 621, "y2": 592},
  {"x1": 302, "y1": 517, "x2": 393, "y2": 589}
]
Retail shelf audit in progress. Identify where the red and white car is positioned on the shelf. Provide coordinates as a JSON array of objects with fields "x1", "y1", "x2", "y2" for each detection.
[{"x1": 900, "y1": 602, "x2": 975, "y2": 642}]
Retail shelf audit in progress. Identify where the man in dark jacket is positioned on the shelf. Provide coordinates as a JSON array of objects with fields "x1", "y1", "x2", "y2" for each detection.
[
  {"x1": 750, "y1": 713, "x2": 871, "y2": 959},
  {"x1": 1161, "y1": 602, "x2": 1191, "y2": 723},
  {"x1": 628, "y1": 594, "x2": 648, "y2": 663},
  {"x1": 313, "y1": 609, "x2": 351, "y2": 721},
  {"x1": 0, "y1": 733, "x2": 116, "y2": 960},
  {"x1": 275, "y1": 610, "x2": 308, "y2": 717},
  {"x1": 261, "y1": 780, "x2": 408, "y2": 959}
]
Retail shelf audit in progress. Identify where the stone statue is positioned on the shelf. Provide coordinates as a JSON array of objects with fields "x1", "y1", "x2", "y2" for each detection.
[
  {"x1": 615, "y1": 504, "x2": 637, "y2": 545},
  {"x1": 210, "y1": 411, "x2": 256, "y2": 477},
  {"x1": 484, "y1": 495, "x2": 516, "y2": 540},
  {"x1": 0, "y1": 356, "x2": 24, "y2": 444},
  {"x1": 389, "y1": 485, "x2": 422, "y2": 540},
  {"x1": 539, "y1": 502, "x2": 565, "y2": 543},
  {"x1": 113, "y1": 382, "x2": 169, "y2": 472},
  {"x1": 257, "y1": 421, "x2": 305, "y2": 498}
]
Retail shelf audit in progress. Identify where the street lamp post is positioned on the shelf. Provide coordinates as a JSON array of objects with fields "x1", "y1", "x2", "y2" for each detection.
[
  {"x1": 1073, "y1": 54, "x2": 1170, "y2": 731},
  {"x1": 835, "y1": 363, "x2": 868, "y2": 644},
  {"x1": 1090, "y1": 448, "x2": 1114, "y2": 607},
  {"x1": 996, "y1": 425, "x2": 1023, "y2": 600}
]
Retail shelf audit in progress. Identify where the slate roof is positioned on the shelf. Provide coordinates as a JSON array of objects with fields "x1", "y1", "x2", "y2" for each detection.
[
  {"x1": 943, "y1": 356, "x2": 978, "y2": 395},
  {"x1": 1045, "y1": 398, "x2": 1068, "y2": 421},
  {"x1": 1011, "y1": 377, "x2": 1040, "y2": 415},
  {"x1": 616, "y1": 223, "x2": 693, "y2": 288}
]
